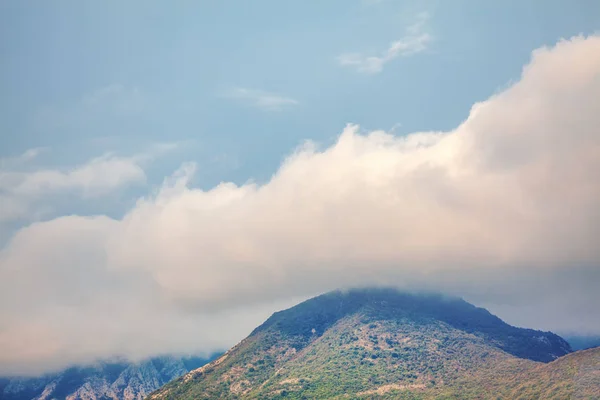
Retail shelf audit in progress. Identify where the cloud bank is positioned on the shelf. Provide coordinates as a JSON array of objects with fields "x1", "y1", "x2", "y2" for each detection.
[{"x1": 1, "y1": 35, "x2": 600, "y2": 375}]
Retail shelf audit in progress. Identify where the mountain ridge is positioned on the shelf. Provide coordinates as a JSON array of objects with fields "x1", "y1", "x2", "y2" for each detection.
[
  {"x1": 0, "y1": 355, "x2": 218, "y2": 400},
  {"x1": 251, "y1": 288, "x2": 571, "y2": 362},
  {"x1": 149, "y1": 288, "x2": 595, "y2": 399}
]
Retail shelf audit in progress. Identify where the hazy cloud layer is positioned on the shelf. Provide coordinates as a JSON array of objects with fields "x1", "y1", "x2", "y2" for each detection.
[
  {"x1": 1, "y1": 35, "x2": 600, "y2": 375},
  {"x1": 338, "y1": 12, "x2": 431, "y2": 73}
]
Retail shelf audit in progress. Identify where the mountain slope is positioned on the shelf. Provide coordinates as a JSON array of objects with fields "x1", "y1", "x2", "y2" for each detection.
[
  {"x1": 0, "y1": 355, "x2": 217, "y2": 400},
  {"x1": 148, "y1": 288, "x2": 590, "y2": 399},
  {"x1": 506, "y1": 347, "x2": 600, "y2": 399}
]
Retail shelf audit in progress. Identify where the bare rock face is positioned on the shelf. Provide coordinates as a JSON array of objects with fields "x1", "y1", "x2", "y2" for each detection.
[{"x1": 0, "y1": 355, "x2": 217, "y2": 400}]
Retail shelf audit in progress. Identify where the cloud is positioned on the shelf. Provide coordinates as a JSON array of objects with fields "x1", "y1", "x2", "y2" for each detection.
[
  {"x1": 0, "y1": 196, "x2": 29, "y2": 223},
  {"x1": 1, "y1": 35, "x2": 600, "y2": 375},
  {"x1": 0, "y1": 215, "x2": 296, "y2": 375},
  {"x1": 338, "y1": 12, "x2": 431, "y2": 73},
  {"x1": 224, "y1": 87, "x2": 299, "y2": 111},
  {"x1": 0, "y1": 143, "x2": 179, "y2": 224},
  {"x1": 2, "y1": 154, "x2": 146, "y2": 198},
  {"x1": 0, "y1": 154, "x2": 145, "y2": 227},
  {"x1": 0, "y1": 148, "x2": 47, "y2": 170}
]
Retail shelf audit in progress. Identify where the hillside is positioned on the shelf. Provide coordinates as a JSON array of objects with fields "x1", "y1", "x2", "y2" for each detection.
[
  {"x1": 506, "y1": 347, "x2": 600, "y2": 399},
  {"x1": 0, "y1": 355, "x2": 217, "y2": 400},
  {"x1": 148, "y1": 288, "x2": 594, "y2": 399}
]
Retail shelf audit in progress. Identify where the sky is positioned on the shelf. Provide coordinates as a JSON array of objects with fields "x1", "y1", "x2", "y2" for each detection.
[{"x1": 0, "y1": 0, "x2": 599, "y2": 375}]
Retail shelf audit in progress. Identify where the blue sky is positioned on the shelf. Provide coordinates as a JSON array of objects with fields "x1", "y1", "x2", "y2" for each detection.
[
  {"x1": 2, "y1": 0, "x2": 598, "y2": 192},
  {"x1": 1, "y1": 1, "x2": 600, "y2": 374}
]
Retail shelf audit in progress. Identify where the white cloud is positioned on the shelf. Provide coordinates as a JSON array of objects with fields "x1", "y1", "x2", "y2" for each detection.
[
  {"x1": 0, "y1": 142, "x2": 180, "y2": 224},
  {"x1": 1, "y1": 35, "x2": 600, "y2": 374},
  {"x1": 338, "y1": 12, "x2": 431, "y2": 73},
  {"x1": 0, "y1": 154, "x2": 145, "y2": 226},
  {"x1": 0, "y1": 148, "x2": 47, "y2": 170},
  {"x1": 0, "y1": 214, "x2": 298, "y2": 375},
  {"x1": 224, "y1": 87, "x2": 299, "y2": 111},
  {"x1": 2, "y1": 154, "x2": 146, "y2": 198}
]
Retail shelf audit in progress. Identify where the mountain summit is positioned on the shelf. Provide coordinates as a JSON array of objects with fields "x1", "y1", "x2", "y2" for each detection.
[
  {"x1": 250, "y1": 288, "x2": 570, "y2": 362},
  {"x1": 149, "y1": 288, "x2": 598, "y2": 399}
]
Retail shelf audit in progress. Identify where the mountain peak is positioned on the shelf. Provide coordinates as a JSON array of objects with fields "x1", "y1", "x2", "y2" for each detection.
[
  {"x1": 149, "y1": 288, "x2": 586, "y2": 400},
  {"x1": 253, "y1": 287, "x2": 570, "y2": 362}
]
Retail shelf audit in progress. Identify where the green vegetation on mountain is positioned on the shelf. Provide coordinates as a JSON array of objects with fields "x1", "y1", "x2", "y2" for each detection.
[{"x1": 148, "y1": 288, "x2": 598, "y2": 400}]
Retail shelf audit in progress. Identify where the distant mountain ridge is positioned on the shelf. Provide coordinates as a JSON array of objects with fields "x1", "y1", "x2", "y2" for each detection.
[
  {"x1": 149, "y1": 288, "x2": 598, "y2": 399},
  {"x1": 565, "y1": 335, "x2": 600, "y2": 351},
  {"x1": 0, "y1": 355, "x2": 218, "y2": 400}
]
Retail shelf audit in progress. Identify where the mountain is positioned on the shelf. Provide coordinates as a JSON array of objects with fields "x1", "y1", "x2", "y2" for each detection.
[
  {"x1": 506, "y1": 347, "x2": 600, "y2": 399},
  {"x1": 0, "y1": 355, "x2": 218, "y2": 400},
  {"x1": 148, "y1": 288, "x2": 598, "y2": 399}
]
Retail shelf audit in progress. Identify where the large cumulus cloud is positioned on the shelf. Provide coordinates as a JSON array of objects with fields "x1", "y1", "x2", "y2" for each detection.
[{"x1": 1, "y1": 35, "x2": 599, "y2": 375}]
